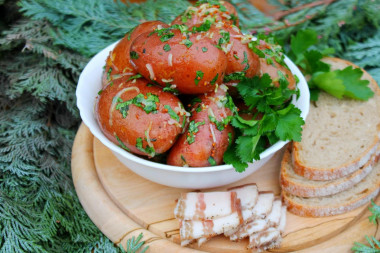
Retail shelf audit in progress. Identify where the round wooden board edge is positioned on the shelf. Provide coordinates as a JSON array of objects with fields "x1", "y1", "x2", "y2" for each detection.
[{"x1": 71, "y1": 124, "x2": 203, "y2": 253}]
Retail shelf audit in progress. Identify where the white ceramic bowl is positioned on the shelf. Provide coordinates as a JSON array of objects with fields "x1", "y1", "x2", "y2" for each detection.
[{"x1": 77, "y1": 41, "x2": 310, "y2": 189}]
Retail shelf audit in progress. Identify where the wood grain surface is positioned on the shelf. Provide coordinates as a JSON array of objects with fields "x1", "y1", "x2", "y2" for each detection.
[{"x1": 71, "y1": 124, "x2": 380, "y2": 252}]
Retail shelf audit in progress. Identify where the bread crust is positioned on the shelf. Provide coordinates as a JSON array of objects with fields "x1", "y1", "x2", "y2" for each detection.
[
  {"x1": 281, "y1": 145, "x2": 378, "y2": 197},
  {"x1": 292, "y1": 57, "x2": 380, "y2": 180},
  {"x1": 282, "y1": 187, "x2": 380, "y2": 217}
]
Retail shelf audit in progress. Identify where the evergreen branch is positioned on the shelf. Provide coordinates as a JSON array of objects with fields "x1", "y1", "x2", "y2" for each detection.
[
  {"x1": 272, "y1": 0, "x2": 337, "y2": 20},
  {"x1": 369, "y1": 201, "x2": 380, "y2": 224},
  {"x1": 119, "y1": 233, "x2": 148, "y2": 253},
  {"x1": 352, "y1": 236, "x2": 380, "y2": 253}
]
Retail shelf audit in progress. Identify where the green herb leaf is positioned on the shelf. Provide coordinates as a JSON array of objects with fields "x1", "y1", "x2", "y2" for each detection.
[
  {"x1": 275, "y1": 104, "x2": 304, "y2": 142},
  {"x1": 130, "y1": 51, "x2": 139, "y2": 59},
  {"x1": 127, "y1": 73, "x2": 143, "y2": 82},
  {"x1": 164, "y1": 105, "x2": 180, "y2": 122},
  {"x1": 183, "y1": 39, "x2": 193, "y2": 48},
  {"x1": 208, "y1": 156, "x2": 217, "y2": 166},
  {"x1": 136, "y1": 137, "x2": 155, "y2": 157},
  {"x1": 195, "y1": 70, "x2": 204, "y2": 85},
  {"x1": 202, "y1": 47, "x2": 208, "y2": 52},
  {"x1": 186, "y1": 120, "x2": 205, "y2": 144},
  {"x1": 163, "y1": 44, "x2": 171, "y2": 52}
]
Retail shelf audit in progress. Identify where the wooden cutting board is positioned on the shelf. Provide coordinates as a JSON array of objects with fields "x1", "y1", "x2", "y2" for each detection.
[{"x1": 72, "y1": 124, "x2": 380, "y2": 252}]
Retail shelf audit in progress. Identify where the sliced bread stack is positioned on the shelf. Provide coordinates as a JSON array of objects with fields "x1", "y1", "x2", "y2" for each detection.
[{"x1": 281, "y1": 57, "x2": 380, "y2": 217}]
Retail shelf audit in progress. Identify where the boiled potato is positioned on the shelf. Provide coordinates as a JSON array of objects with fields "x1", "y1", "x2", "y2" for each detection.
[
  {"x1": 167, "y1": 85, "x2": 234, "y2": 167},
  {"x1": 102, "y1": 21, "x2": 168, "y2": 88},
  {"x1": 130, "y1": 27, "x2": 227, "y2": 94},
  {"x1": 96, "y1": 78, "x2": 188, "y2": 157}
]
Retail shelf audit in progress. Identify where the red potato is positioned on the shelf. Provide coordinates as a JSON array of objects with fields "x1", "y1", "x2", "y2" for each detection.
[
  {"x1": 102, "y1": 21, "x2": 169, "y2": 88},
  {"x1": 130, "y1": 28, "x2": 227, "y2": 94},
  {"x1": 167, "y1": 85, "x2": 234, "y2": 167},
  {"x1": 256, "y1": 42, "x2": 296, "y2": 90},
  {"x1": 171, "y1": 0, "x2": 239, "y2": 27},
  {"x1": 96, "y1": 78, "x2": 188, "y2": 157},
  {"x1": 208, "y1": 26, "x2": 260, "y2": 81}
]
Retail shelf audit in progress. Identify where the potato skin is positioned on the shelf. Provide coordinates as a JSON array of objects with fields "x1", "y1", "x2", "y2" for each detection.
[
  {"x1": 130, "y1": 28, "x2": 227, "y2": 94},
  {"x1": 257, "y1": 42, "x2": 296, "y2": 90},
  {"x1": 102, "y1": 21, "x2": 168, "y2": 88},
  {"x1": 167, "y1": 85, "x2": 234, "y2": 167},
  {"x1": 96, "y1": 78, "x2": 187, "y2": 157}
]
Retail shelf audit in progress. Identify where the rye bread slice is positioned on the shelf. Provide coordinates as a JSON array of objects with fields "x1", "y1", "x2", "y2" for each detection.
[
  {"x1": 292, "y1": 57, "x2": 380, "y2": 180},
  {"x1": 281, "y1": 144, "x2": 379, "y2": 197},
  {"x1": 282, "y1": 155, "x2": 380, "y2": 217}
]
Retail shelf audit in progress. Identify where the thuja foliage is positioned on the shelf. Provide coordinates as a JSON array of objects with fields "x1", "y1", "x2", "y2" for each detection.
[{"x1": 1, "y1": 0, "x2": 380, "y2": 252}]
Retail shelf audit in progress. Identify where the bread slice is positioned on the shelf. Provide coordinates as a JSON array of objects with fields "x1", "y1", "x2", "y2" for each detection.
[
  {"x1": 282, "y1": 156, "x2": 380, "y2": 217},
  {"x1": 281, "y1": 144, "x2": 380, "y2": 197},
  {"x1": 292, "y1": 57, "x2": 380, "y2": 180}
]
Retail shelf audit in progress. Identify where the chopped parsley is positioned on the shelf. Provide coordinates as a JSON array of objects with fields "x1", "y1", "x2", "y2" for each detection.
[
  {"x1": 209, "y1": 115, "x2": 233, "y2": 131},
  {"x1": 130, "y1": 51, "x2": 139, "y2": 59},
  {"x1": 233, "y1": 54, "x2": 239, "y2": 60},
  {"x1": 97, "y1": 89, "x2": 103, "y2": 95},
  {"x1": 107, "y1": 67, "x2": 112, "y2": 81},
  {"x1": 127, "y1": 73, "x2": 143, "y2": 82},
  {"x1": 208, "y1": 156, "x2": 217, "y2": 166},
  {"x1": 163, "y1": 44, "x2": 171, "y2": 52},
  {"x1": 163, "y1": 83, "x2": 179, "y2": 94},
  {"x1": 210, "y1": 73, "x2": 219, "y2": 85},
  {"x1": 202, "y1": 47, "x2": 208, "y2": 52},
  {"x1": 136, "y1": 137, "x2": 155, "y2": 157},
  {"x1": 242, "y1": 51, "x2": 250, "y2": 71},
  {"x1": 216, "y1": 30, "x2": 230, "y2": 49},
  {"x1": 186, "y1": 120, "x2": 205, "y2": 144},
  {"x1": 115, "y1": 134, "x2": 130, "y2": 151},
  {"x1": 116, "y1": 93, "x2": 159, "y2": 117},
  {"x1": 223, "y1": 72, "x2": 246, "y2": 82},
  {"x1": 195, "y1": 70, "x2": 204, "y2": 85},
  {"x1": 164, "y1": 105, "x2": 180, "y2": 122},
  {"x1": 183, "y1": 39, "x2": 193, "y2": 48}
]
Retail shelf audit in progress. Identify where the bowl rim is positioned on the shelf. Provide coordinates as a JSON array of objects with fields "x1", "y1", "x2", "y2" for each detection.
[{"x1": 76, "y1": 41, "x2": 310, "y2": 173}]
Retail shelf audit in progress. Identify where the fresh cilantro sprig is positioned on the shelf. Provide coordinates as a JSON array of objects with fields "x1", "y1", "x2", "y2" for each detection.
[
  {"x1": 224, "y1": 74, "x2": 304, "y2": 172},
  {"x1": 288, "y1": 29, "x2": 374, "y2": 101}
]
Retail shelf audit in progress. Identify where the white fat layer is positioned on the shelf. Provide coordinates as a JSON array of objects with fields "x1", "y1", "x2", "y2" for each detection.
[
  {"x1": 267, "y1": 200, "x2": 282, "y2": 227},
  {"x1": 230, "y1": 185, "x2": 258, "y2": 215},
  {"x1": 145, "y1": 63, "x2": 155, "y2": 80},
  {"x1": 175, "y1": 192, "x2": 234, "y2": 220},
  {"x1": 109, "y1": 87, "x2": 140, "y2": 126},
  {"x1": 278, "y1": 206, "x2": 287, "y2": 234},
  {"x1": 252, "y1": 192, "x2": 274, "y2": 219},
  {"x1": 249, "y1": 227, "x2": 281, "y2": 249},
  {"x1": 180, "y1": 212, "x2": 241, "y2": 240}
]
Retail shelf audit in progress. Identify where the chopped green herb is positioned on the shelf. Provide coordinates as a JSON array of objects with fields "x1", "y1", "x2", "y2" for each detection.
[
  {"x1": 163, "y1": 84, "x2": 179, "y2": 94},
  {"x1": 233, "y1": 54, "x2": 239, "y2": 60},
  {"x1": 195, "y1": 104, "x2": 202, "y2": 112},
  {"x1": 107, "y1": 67, "x2": 112, "y2": 81},
  {"x1": 218, "y1": 30, "x2": 230, "y2": 47},
  {"x1": 183, "y1": 39, "x2": 193, "y2": 48},
  {"x1": 126, "y1": 26, "x2": 136, "y2": 41},
  {"x1": 164, "y1": 105, "x2": 180, "y2": 122},
  {"x1": 136, "y1": 137, "x2": 155, "y2": 157},
  {"x1": 242, "y1": 51, "x2": 250, "y2": 71},
  {"x1": 127, "y1": 73, "x2": 143, "y2": 82},
  {"x1": 190, "y1": 97, "x2": 202, "y2": 106},
  {"x1": 187, "y1": 120, "x2": 205, "y2": 144},
  {"x1": 210, "y1": 73, "x2": 219, "y2": 85},
  {"x1": 163, "y1": 44, "x2": 171, "y2": 52},
  {"x1": 116, "y1": 93, "x2": 160, "y2": 116},
  {"x1": 192, "y1": 18, "x2": 214, "y2": 33},
  {"x1": 115, "y1": 135, "x2": 130, "y2": 151},
  {"x1": 208, "y1": 156, "x2": 217, "y2": 166},
  {"x1": 195, "y1": 70, "x2": 204, "y2": 85},
  {"x1": 223, "y1": 72, "x2": 246, "y2": 82},
  {"x1": 181, "y1": 155, "x2": 187, "y2": 163},
  {"x1": 202, "y1": 47, "x2": 208, "y2": 52},
  {"x1": 130, "y1": 51, "x2": 139, "y2": 59},
  {"x1": 209, "y1": 115, "x2": 232, "y2": 131},
  {"x1": 98, "y1": 89, "x2": 103, "y2": 95}
]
